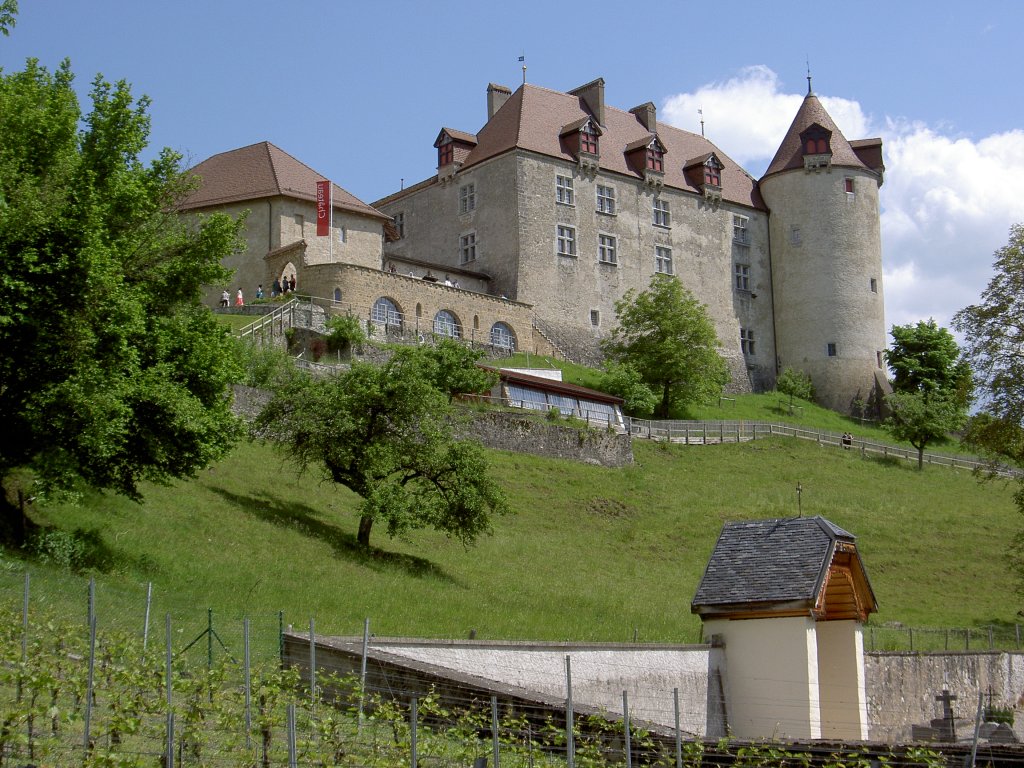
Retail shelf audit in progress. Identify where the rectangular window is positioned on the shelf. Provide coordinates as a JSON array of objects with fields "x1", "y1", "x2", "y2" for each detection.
[
  {"x1": 338, "y1": 226, "x2": 346, "y2": 244},
  {"x1": 459, "y1": 183, "x2": 476, "y2": 213},
  {"x1": 827, "y1": 342, "x2": 838, "y2": 357},
  {"x1": 733, "y1": 215, "x2": 749, "y2": 244},
  {"x1": 596, "y1": 184, "x2": 616, "y2": 215},
  {"x1": 557, "y1": 225, "x2": 577, "y2": 257},
  {"x1": 870, "y1": 277, "x2": 878, "y2": 293},
  {"x1": 294, "y1": 214, "x2": 304, "y2": 237},
  {"x1": 590, "y1": 309, "x2": 600, "y2": 326},
  {"x1": 556, "y1": 175, "x2": 575, "y2": 205},
  {"x1": 740, "y1": 328, "x2": 755, "y2": 356},
  {"x1": 845, "y1": 177, "x2": 855, "y2": 194},
  {"x1": 655, "y1": 245, "x2": 673, "y2": 275},
  {"x1": 653, "y1": 198, "x2": 671, "y2": 227},
  {"x1": 790, "y1": 226, "x2": 802, "y2": 246},
  {"x1": 438, "y1": 141, "x2": 453, "y2": 166},
  {"x1": 580, "y1": 124, "x2": 599, "y2": 155},
  {"x1": 734, "y1": 263, "x2": 750, "y2": 291},
  {"x1": 598, "y1": 234, "x2": 617, "y2": 265},
  {"x1": 459, "y1": 232, "x2": 476, "y2": 264}
]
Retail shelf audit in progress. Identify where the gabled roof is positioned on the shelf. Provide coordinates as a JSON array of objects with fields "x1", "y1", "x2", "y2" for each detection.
[
  {"x1": 691, "y1": 516, "x2": 877, "y2": 621},
  {"x1": 377, "y1": 82, "x2": 764, "y2": 210},
  {"x1": 435, "y1": 128, "x2": 479, "y2": 147},
  {"x1": 761, "y1": 92, "x2": 879, "y2": 180},
  {"x1": 180, "y1": 141, "x2": 390, "y2": 222}
]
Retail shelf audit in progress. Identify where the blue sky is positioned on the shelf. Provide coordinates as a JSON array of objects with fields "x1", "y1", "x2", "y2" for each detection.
[{"x1": 4, "y1": 0, "x2": 1023, "y2": 335}]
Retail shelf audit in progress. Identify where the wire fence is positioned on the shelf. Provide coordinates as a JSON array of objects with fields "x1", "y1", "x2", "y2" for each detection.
[{"x1": 4, "y1": 569, "x2": 1024, "y2": 766}]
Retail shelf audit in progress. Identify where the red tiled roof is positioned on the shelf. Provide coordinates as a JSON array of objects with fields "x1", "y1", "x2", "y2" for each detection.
[
  {"x1": 761, "y1": 93, "x2": 876, "y2": 179},
  {"x1": 179, "y1": 141, "x2": 390, "y2": 222},
  {"x1": 458, "y1": 83, "x2": 764, "y2": 210}
]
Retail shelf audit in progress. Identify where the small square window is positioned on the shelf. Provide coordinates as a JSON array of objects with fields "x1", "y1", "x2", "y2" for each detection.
[
  {"x1": 596, "y1": 184, "x2": 616, "y2": 215},
  {"x1": 459, "y1": 183, "x2": 476, "y2": 214},
  {"x1": 556, "y1": 175, "x2": 575, "y2": 205},
  {"x1": 827, "y1": 342, "x2": 838, "y2": 357},
  {"x1": 598, "y1": 234, "x2": 617, "y2": 265},
  {"x1": 870, "y1": 277, "x2": 878, "y2": 293},
  {"x1": 590, "y1": 309, "x2": 600, "y2": 327},
  {"x1": 790, "y1": 226, "x2": 802, "y2": 246},
  {"x1": 655, "y1": 246, "x2": 673, "y2": 275},
  {"x1": 653, "y1": 198, "x2": 671, "y2": 227},
  {"x1": 557, "y1": 225, "x2": 577, "y2": 257}
]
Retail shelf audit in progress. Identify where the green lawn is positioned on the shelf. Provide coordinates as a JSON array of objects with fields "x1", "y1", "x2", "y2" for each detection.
[{"x1": 3, "y1": 432, "x2": 1018, "y2": 662}]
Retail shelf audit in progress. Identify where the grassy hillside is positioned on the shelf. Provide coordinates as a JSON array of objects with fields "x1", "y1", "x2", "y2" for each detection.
[{"x1": 2, "y1": 432, "x2": 1018, "y2": 661}]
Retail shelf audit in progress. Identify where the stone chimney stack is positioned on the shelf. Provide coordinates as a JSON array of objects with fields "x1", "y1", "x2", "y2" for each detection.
[
  {"x1": 487, "y1": 83, "x2": 512, "y2": 120},
  {"x1": 569, "y1": 77, "x2": 606, "y2": 126},
  {"x1": 630, "y1": 102, "x2": 657, "y2": 132}
]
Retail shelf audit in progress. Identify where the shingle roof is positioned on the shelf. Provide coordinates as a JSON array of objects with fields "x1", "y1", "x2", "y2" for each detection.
[
  {"x1": 691, "y1": 516, "x2": 865, "y2": 615},
  {"x1": 379, "y1": 83, "x2": 765, "y2": 210},
  {"x1": 179, "y1": 141, "x2": 389, "y2": 222},
  {"x1": 761, "y1": 93, "x2": 876, "y2": 180}
]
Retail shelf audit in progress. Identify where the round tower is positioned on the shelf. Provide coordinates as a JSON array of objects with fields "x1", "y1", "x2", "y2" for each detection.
[{"x1": 760, "y1": 85, "x2": 887, "y2": 415}]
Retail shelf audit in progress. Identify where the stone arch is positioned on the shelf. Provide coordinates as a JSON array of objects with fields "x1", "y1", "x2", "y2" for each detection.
[
  {"x1": 433, "y1": 309, "x2": 462, "y2": 339},
  {"x1": 490, "y1": 321, "x2": 517, "y2": 351},
  {"x1": 372, "y1": 296, "x2": 403, "y2": 332}
]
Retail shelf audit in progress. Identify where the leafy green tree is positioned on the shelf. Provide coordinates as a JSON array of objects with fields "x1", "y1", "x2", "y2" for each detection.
[
  {"x1": 887, "y1": 319, "x2": 972, "y2": 406},
  {"x1": 953, "y1": 225, "x2": 1024, "y2": 593},
  {"x1": 602, "y1": 275, "x2": 728, "y2": 418},
  {"x1": 882, "y1": 319, "x2": 971, "y2": 469},
  {"x1": 598, "y1": 362, "x2": 657, "y2": 417},
  {"x1": 324, "y1": 313, "x2": 367, "y2": 357},
  {"x1": 0, "y1": 0, "x2": 16, "y2": 36},
  {"x1": 0, "y1": 58, "x2": 245, "y2": 541},
  {"x1": 405, "y1": 339, "x2": 498, "y2": 403},
  {"x1": 254, "y1": 350, "x2": 509, "y2": 548},
  {"x1": 775, "y1": 367, "x2": 814, "y2": 413}
]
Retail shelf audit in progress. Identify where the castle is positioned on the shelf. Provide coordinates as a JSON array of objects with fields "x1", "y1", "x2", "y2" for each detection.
[{"x1": 182, "y1": 76, "x2": 888, "y2": 414}]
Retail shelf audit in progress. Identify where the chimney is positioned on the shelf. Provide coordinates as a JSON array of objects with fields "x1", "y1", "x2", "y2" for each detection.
[
  {"x1": 630, "y1": 102, "x2": 657, "y2": 132},
  {"x1": 568, "y1": 77, "x2": 606, "y2": 126},
  {"x1": 487, "y1": 83, "x2": 512, "y2": 120}
]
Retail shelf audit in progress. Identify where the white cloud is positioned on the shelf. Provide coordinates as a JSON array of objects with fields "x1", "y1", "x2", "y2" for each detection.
[{"x1": 661, "y1": 67, "x2": 1024, "y2": 334}]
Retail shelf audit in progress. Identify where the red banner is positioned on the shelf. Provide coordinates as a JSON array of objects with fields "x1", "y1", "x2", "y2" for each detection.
[{"x1": 316, "y1": 180, "x2": 331, "y2": 236}]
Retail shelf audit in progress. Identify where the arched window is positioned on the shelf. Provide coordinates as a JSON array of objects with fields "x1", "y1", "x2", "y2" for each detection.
[
  {"x1": 415, "y1": 303, "x2": 422, "y2": 318},
  {"x1": 433, "y1": 309, "x2": 461, "y2": 339},
  {"x1": 333, "y1": 287, "x2": 342, "y2": 302},
  {"x1": 490, "y1": 322, "x2": 516, "y2": 351},
  {"x1": 372, "y1": 297, "x2": 402, "y2": 329}
]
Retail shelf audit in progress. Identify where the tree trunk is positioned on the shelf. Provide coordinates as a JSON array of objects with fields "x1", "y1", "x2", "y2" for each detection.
[
  {"x1": 917, "y1": 445, "x2": 925, "y2": 470},
  {"x1": 656, "y1": 382, "x2": 671, "y2": 419},
  {"x1": 357, "y1": 515, "x2": 374, "y2": 547}
]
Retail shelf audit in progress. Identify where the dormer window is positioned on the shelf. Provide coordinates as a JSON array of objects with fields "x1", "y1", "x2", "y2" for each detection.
[
  {"x1": 800, "y1": 123, "x2": 833, "y2": 171},
  {"x1": 580, "y1": 122, "x2": 599, "y2": 155},
  {"x1": 704, "y1": 163, "x2": 720, "y2": 187},
  {"x1": 646, "y1": 143, "x2": 664, "y2": 172},
  {"x1": 438, "y1": 137, "x2": 454, "y2": 167}
]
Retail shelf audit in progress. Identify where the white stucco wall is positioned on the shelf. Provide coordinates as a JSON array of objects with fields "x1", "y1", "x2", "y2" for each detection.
[
  {"x1": 816, "y1": 621, "x2": 869, "y2": 739},
  {"x1": 368, "y1": 640, "x2": 723, "y2": 736},
  {"x1": 704, "y1": 616, "x2": 821, "y2": 739}
]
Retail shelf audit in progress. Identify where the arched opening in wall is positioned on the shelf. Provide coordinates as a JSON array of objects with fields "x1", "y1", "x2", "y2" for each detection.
[
  {"x1": 490, "y1": 322, "x2": 516, "y2": 352},
  {"x1": 416, "y1": 303, "x2": 422, "y2": 318},
  {"x1": 433, "y1": 309, "x2": 462, "y2": 339},
  {"x1": 333, "y1": 287, "x2": 342, "y2": 302},
  {"x1": 371, "y1": 296, "x2": 403, "y2": 334},
  {"x1": 473, "y1": 315, "x2": 479, "y2": 330},
  {"x1": 280, "y1": 261, "x2": 298, "y2": 293}
]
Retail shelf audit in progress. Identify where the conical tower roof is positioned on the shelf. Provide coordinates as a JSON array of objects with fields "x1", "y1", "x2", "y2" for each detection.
[{"x1": 761, "y1": 91, "x2": 870, "y2": 180}]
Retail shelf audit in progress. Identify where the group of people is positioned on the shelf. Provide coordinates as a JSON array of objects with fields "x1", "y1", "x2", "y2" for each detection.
[
  {"x1": 218, "y1": 274, "x2": 296, "y2": 308},
  {"x1": 841, "y1": 432, "x2": 854, "y2": 449},
  {"x1": 272, "y1": 274, "x2": 296, "y2": 297}
]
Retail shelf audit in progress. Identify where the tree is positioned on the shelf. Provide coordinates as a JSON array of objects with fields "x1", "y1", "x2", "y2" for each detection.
[
  {"x1": 0, "y1": 58, "x2": 245, "y2": 541},
  {"x1": 953, "y1": 225, "x2": 1024, "y2": 592},
  {"x1": 775, "y1": 367, "x2": 814, "y2": 413},
  {"x1": 254, "y1": 348, "x2": 509, "y2": 548},
  {"x1": 882, "y1": 320, "x2": 971, "y2": 469},
  {"x1": 598, "y1": 362, "x2": 657, "y2": 417},
  {"x1": 405, "y1": 339, "x2": 498, "y2": 403},
  {"x1": 602, "y1": 275, "x2": 728, "y2": 418}
]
